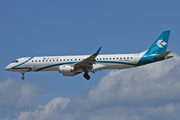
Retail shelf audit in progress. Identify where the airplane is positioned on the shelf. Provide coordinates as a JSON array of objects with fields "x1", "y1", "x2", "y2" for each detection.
[{"x1": 5, "y1": 30, "x2": 173, "y2": 80}]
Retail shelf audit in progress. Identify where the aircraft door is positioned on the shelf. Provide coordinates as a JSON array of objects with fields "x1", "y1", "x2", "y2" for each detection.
[
  {"x1": 135, "y1": 53, "x2": 140, "y2": 63},
  {"x1": 23, "y1": 58, "x2": 29, "y2": 67}
]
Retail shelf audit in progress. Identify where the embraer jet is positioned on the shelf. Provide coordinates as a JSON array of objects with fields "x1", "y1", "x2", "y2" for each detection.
[{"x1": 5, "y1": 30, "x2": 173, "y2": 80}]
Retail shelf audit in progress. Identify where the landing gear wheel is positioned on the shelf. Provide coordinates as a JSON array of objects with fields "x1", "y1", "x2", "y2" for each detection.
[
  {"x1": 84, "y1": 73, "x2": 90, "y2": 80},
  {"x1": 21, "y1": 76, "x2": 25, "y2": 80},
  {"x1": 20, "y1": 72, "x2": 25, "y2": 80}
]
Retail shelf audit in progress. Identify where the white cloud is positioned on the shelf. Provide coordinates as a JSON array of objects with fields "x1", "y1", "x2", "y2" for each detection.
[
  {"x1": 70, "y1": 53, "x2": 180, "y2": 110},
  {"x1": 0, "y1": 78, "x2": 47, "y2": 119},
  {"x1": 18, "y1": 97, "x2": 70, "y2": 120},
  {"x1": 3, "y1": 53, "x2": 180, "y2": 120}
]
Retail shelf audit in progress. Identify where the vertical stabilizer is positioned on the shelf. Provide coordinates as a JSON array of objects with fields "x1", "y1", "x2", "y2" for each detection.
[{"x1": 145, "y1": 30, "x2": 170, "y2": 55}]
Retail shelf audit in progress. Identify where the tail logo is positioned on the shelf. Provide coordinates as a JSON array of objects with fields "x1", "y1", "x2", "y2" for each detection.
[{"x1": 156, "y1": 39, "x2": 167, "y2": 48}]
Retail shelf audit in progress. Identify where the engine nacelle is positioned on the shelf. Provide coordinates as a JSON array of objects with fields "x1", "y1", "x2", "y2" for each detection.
[{"x1": 59, "y1": 65, "x2": 74, "y2": 73}]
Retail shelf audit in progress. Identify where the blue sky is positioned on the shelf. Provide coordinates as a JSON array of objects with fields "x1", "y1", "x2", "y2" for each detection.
[{"x1": 1, "y1": 1, "x2": 180, "y2": 120}]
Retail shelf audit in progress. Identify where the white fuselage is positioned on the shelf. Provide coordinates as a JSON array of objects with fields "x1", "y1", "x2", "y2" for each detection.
[{"x1": 5, "y1": 53, "x2": 144, "y2": 73}]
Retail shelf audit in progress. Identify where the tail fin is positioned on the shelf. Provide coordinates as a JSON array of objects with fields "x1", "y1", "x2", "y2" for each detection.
[{"x1": 144, "y1": 30, "x2": 170, "y2": 55}]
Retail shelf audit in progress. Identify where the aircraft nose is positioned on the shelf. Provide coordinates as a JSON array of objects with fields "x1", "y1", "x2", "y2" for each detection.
[{"x1": 5, "y1": 65, "x2": 11, "y2": 71}]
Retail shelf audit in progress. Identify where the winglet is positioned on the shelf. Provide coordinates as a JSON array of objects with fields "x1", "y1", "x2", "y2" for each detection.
[{"x1": 93, "y1": 47, "x2": 102, "y2": 56}]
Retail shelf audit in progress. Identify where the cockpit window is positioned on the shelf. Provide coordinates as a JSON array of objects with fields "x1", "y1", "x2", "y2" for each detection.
[{"x1": 12, "y1": 60, "x2": 18, "y2": 63}]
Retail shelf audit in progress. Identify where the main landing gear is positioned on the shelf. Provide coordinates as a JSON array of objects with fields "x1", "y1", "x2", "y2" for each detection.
[
  {"x1": 83, "y1": 73, "x2": 90, "y2": 80},
  {"x1": 21, "y1": 72, "x2": 25, "y2": 80}
]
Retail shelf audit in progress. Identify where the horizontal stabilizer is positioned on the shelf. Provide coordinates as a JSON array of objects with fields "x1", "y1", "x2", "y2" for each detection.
[
  {"x1": 153, "y1": 51, "x2": 171, "y2": 59},
  {"x1": 166, "y1": 56, "x2": 173, "y2": 59}
]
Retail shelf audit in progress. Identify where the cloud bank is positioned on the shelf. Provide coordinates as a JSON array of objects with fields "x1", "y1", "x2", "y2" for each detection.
[
  {"x1": 0, "y1": 78, "x2": 47, "y2": 119},
  {"x1": 2, "y1": 53, "x2": 180, "y2": 120}
]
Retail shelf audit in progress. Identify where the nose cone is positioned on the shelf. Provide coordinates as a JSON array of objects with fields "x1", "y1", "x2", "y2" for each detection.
[{"x1": 5, "y1": 65, "x2": 11, "y2": 71}]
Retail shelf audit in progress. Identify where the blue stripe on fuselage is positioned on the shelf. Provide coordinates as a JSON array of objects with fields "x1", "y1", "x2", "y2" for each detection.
[
  {"x1": 136, "y1": 55, "x2": 164, "y2": 66},
  {"x1": 34, "y1": 61, "x2": 135, "y2": 71},
  {"x1": 12, "y1": 57, "x2": 34, "y2": 71},
  {"x1": 35, "y1": 62, "x2": 76, "y2": 71}
]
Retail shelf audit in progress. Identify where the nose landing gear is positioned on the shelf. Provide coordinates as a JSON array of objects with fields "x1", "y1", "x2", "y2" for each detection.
[
  {"x1": 20, "y1": 72, "x2": 25, "y2": 80},
  {"x1": 83, "y1": 73, "x2": 90, "y2": 80}
]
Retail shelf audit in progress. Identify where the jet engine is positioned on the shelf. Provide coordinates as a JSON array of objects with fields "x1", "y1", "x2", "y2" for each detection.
[{"x1": 58, "y1": 65, "x2": 75, "y2": 76}]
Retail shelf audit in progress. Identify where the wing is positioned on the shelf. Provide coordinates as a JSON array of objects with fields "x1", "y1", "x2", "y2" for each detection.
[{"x1": 74, "y1": 47, "x2": 102, "y2": 73}]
